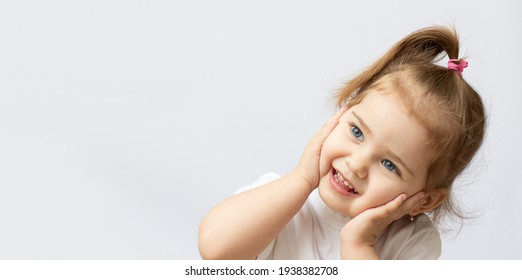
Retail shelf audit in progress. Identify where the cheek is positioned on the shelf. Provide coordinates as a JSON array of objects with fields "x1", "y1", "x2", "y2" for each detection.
[
  {"x1": 366, "y1": 180, "x2": 416, "y2": 207},
  {"x1": 319, "y1": 129, "x2": 347, "y2": 171},
  {"x1": 369, "y1": 185, "x2": 396, "y2": 205},
  {"x1": 320, "y1": 126, "x2": 350, "y2": 172}
]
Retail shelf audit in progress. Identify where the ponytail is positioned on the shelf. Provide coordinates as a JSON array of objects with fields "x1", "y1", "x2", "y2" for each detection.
[{"x1": 336, "y1": 26, "x2": 461, "y2": 107}]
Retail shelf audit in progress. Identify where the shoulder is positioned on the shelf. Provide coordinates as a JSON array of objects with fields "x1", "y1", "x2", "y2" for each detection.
[
  {"x1": 235, "y1": 173, "x2": 281, "y2": 194},
  {"x1": 378, "y1": 214, "x2": 441, "y2": 260}
]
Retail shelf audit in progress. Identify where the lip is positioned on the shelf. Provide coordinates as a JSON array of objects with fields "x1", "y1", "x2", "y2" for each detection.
[{"x1": 329, "y1": 168, "x2": 359, "y2": 197}]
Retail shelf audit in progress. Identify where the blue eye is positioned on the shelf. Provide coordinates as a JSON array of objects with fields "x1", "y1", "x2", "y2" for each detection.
[
  {"x1": 382, "y1": 160, "x2": 397, "y2": 173},
  {"x1": 351, "y1": 125, "x2": 364, "y2": 141}
]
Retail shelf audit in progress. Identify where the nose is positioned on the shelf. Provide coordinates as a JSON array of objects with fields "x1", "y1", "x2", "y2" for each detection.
[{"x1": 345, "y1": 149, "x2": 371, "y2": 179}]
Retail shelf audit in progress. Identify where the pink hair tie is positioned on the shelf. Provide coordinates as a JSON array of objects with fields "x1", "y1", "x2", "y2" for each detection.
[{"x1": 448, "y1": 59, "x2": 468, "y2": 75}]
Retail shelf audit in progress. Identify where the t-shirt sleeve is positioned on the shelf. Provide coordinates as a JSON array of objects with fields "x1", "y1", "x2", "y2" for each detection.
[{"x1": 234, "y1": 172, "x2": 281, "y2": 194}]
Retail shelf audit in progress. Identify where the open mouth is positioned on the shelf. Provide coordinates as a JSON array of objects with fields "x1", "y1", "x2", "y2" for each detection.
[{"x1": 331, "y1": 168, "x2": 359, "y2": 195}]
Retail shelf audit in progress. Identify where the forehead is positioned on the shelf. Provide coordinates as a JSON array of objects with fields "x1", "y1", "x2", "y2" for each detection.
[{"x1": 366, "y1": 72, "x2": 438, "y2": 122}]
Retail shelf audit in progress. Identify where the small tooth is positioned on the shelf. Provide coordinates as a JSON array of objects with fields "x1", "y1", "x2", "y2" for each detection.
[{"x1": 335, "y1": 171, "x2": 357, "y2": 192}]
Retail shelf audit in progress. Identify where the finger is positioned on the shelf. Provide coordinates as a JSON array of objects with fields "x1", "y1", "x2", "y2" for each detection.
[
  {"x1": 323, "y1": 106, "x2": 348, "y2": 127},
  {"x1": 317, "y1": 106, "x2": 349, "y2": 138},
  {"x1": 376, "y1": 192, "x2": 427, "y2": 222},
  {"x1": 362, "y1": 194, "x2": 406, "y2": 223},
  {"x1": 397, "y1": 192, "x2": 428, "y2": 219},
  {"x1": 331, "y1": 106, "x2": 348, "y2": 122},
  {"x1": 335, "y1": 105, "x2": 349, "y2": 117},
  {"x1": 306, "y1": 106, "x2": 349, "y2": 158},
  {"x1": 313, "y1": 106, "x2": 347, "y2": 144},
  {"x1": 380, "y1": 194, "x2": 408, "y2": 218},
  {"x1": 403, "y1": 191, "x2": 427, "y2": 211}
]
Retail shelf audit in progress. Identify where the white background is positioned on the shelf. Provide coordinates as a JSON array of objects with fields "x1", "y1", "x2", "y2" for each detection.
[{"x1": 0, "y1": 1, "x2": 520, "y2": 259}]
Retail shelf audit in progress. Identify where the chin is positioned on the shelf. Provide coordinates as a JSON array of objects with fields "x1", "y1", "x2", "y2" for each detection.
[{"x1": 317, "y1": 179, "x2": 357, "y2": 218}]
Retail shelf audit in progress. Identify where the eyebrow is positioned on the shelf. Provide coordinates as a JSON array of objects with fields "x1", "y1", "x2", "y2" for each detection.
[
  {"x1": 352, "y1": 111, "x2": 372, "y2": 136},
  {"x1": 388, "y1": 151, "x2": 414, "y2": 177},
  {"x1": 352, "y1": 111, "x2": 414, "y2": 177}
]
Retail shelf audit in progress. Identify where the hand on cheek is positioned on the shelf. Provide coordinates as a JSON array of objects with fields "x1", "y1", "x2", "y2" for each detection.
[
  {"x1": 292, "y1": 106, "x2": 348, "y2": 191},
  {"x1": 340, "y1": 191, "x2": 427, "y2": 253}
]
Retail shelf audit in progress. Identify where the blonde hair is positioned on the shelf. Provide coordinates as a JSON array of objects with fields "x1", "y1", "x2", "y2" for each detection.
[{"x1": 335, "y1": 26, "x2": 486, "y2": 225}]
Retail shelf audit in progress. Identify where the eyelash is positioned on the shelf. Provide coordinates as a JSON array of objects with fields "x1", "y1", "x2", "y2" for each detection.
[
  {"x1": 350, "y1": 124, "x2": 364, "y2": 142},
  {"x1": 348, "y1": 123, "x2": 401, "y2": 176},
  {"x1": 382, "y1": 159, "x2": 400, "y2": 176}
]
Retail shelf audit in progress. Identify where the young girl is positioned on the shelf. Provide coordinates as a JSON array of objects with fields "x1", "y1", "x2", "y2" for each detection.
[{"x1": 198, "y1": 26, "x2": 486, "y2": 260}]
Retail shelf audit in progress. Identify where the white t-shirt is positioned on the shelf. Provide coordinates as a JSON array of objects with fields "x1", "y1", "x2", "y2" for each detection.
[{"x1": 237, "y1": 173, "x2": 441, "y2": 260}]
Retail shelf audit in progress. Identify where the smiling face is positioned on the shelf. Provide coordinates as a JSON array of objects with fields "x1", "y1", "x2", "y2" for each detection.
[{"x1": 317, "y1": 90, "x2": 434, "y2": 218}]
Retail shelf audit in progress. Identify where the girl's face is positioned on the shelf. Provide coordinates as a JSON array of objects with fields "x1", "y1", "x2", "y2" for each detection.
[{"x1": 318, "y1": 90, "x2": 434, "y2": 218}]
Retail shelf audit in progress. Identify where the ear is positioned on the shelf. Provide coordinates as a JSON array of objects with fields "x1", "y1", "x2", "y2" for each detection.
[{"x1": 416, "y1": 188, "x2": 449, "y2": 213}]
